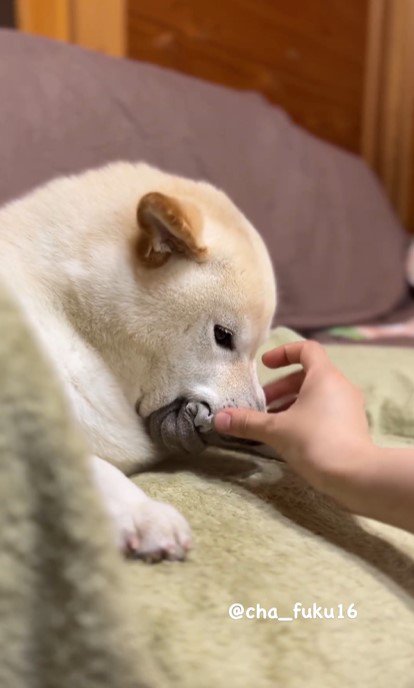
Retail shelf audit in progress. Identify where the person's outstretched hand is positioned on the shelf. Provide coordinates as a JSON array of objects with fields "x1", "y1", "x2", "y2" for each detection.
[
  {"x1": 215, "y1": 341, "x2": 372, "y2": 504},
  {"x1": 215, "y1": 340, "x2": 414, "y2": 533}
]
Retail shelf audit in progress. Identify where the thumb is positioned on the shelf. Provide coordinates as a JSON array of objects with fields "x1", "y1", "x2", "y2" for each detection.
[{"x1": 214, "y1": 407, "x2": 274, "y2": 444}]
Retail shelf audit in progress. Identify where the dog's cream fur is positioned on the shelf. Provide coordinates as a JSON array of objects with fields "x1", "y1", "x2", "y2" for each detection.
[{"x1": 0, "y1": 162, "x2": 276, "y2": 560}]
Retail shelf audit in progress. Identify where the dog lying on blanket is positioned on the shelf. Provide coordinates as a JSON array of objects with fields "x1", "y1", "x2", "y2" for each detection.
[{"x1": 0, "y1": 162, "x2": 276, "y2": 561}]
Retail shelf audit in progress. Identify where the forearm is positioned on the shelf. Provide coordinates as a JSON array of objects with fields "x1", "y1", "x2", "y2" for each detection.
[{"x1": 333, "y1": 444, "x2": 414, "y2": 534}]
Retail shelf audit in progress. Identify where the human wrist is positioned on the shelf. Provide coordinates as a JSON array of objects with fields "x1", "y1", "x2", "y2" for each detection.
[
  {"x1": 313, "y1": 436, "x2": 378, "y2": 513},
  {"x1": 352, "y1": 445, "x2": 414, "y2": 532}
]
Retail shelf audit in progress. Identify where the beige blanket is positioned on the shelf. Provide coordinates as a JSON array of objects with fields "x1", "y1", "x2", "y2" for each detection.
[
  {"x1": 0, "y1": 285, "x2": 162, "y2": 688},
  {"x1": 130, "y1": 328, "x2": 414, "y2": 687},
  {"x1": 1, "y1": 285, "x2": 414, "y2": 687}
]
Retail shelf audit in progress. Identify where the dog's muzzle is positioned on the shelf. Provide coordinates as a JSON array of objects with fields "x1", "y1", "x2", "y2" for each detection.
[{"x1": 146, "y1": 398, "x2": 280, "y2": 460}]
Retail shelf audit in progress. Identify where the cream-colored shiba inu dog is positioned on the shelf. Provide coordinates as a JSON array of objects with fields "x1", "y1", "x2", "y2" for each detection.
[{"x1": 0, "y1": 162, "x2": 276, "y2": 561}]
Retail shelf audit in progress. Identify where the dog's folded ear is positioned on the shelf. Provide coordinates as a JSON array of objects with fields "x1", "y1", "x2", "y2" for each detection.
[{"x1": 136, "y1": 192, "x2": 208, "y2": 268}]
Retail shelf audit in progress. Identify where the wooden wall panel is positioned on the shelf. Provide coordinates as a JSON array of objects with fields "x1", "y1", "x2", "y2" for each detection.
[
  {"x1": 71, "y1": 0, "x2": 126, "y2": 57},
  {"x1": 362, "y1": 0, "x2": 414, "y2": 232},
  {"x1": 16, "y1": 0, "x2": 70, "y2": 41},
  {"x1": 127, "y1": 0, "x2": 368, "y2": 153},
  {"x1": 16, "y1": 0, "x2": 126, "y2": 57}
]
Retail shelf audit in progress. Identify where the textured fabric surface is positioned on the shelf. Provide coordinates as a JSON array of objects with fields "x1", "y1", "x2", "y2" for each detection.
[
  {"x1": 2, "y1": 286, "x2": 414, "y2": 686},
  {"x1": 128, "y1": 328, "x2": 414, "y2": 688},
  {"x1": 0, "y1": 284, "x2": 163, "y2": 688},
  {"x1": 311, "y1": 290, "x2": 414, "y2": 347},
  {"x1": 0, "y1": 28, "x2": 409, "y2": 328}
]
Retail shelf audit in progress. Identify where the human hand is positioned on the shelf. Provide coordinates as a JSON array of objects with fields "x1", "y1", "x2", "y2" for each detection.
[{"x1": 214, "y1": 341, "x2": 373, "y2": 503}]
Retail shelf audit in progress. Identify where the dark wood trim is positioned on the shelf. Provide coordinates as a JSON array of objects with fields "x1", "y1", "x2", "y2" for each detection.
[{"x1": 0, "y1": 0, "x2": 15, "y2": 27}]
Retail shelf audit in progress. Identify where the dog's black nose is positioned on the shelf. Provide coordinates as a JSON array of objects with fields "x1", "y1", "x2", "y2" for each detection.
[
  {"x1": 146, "y1": 398, "x2": 213, "y2": 455},
  {"x1": 186, "y1": 401, "x2": 213, "y2": 432}
]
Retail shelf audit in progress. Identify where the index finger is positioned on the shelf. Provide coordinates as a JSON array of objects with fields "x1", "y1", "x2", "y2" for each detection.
[{"x1": 261, "y1": 340, "x2": 329, "y2": 371}]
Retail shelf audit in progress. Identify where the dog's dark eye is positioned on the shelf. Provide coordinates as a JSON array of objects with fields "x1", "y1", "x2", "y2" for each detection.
[{"x1": 214, "y1": 325, "x2": 234, "y2": 350}]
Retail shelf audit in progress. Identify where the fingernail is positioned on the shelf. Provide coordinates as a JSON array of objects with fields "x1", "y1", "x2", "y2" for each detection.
[{"x1": 214, "y1": 411, "x2": 232, "y2": 433}]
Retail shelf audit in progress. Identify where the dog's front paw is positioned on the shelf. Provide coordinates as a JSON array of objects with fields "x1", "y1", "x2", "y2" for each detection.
[
  {"x1": 122, "y1": 497, "x2": 193, "y2": 562},
  {"x1": 91, "y1": 456, "x2": 192, "y2": 562}
]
